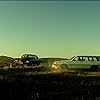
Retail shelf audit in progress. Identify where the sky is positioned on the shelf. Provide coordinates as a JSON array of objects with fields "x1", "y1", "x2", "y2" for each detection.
[{"x1": 0, "y1": 1, "x2": 100, "y2": 58}]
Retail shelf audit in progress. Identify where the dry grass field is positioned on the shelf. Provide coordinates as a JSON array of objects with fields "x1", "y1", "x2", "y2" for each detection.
[
  {"x1": 0, "y1": 69, "x2": 99, "y2": 100},
  {"x1": 0, "y1": 56, "x2": 100, "y2": 100}
]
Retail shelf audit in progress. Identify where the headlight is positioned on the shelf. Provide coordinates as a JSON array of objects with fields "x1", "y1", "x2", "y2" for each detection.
[{"x1": 26, "y1": 61, "x2": 29, "y2": 63}]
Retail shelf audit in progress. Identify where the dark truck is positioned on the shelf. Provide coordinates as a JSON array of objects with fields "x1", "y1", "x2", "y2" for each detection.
[{"x1": 21, "y1": 54, "x2": 41, "y2": 66}]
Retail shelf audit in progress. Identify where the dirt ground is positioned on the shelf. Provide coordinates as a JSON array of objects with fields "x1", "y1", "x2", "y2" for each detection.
[{"x1": 0, "y1": 69, "x2": 99, "y2": 100}]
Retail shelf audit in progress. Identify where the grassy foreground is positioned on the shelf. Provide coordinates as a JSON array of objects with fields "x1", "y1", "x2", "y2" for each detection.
[{"x1": 0, "y1": 67, "x2": 99, "y2": 100}]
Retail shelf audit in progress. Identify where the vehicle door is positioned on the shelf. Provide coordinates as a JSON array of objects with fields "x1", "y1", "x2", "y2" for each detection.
[
  {"x1": 68, "y1": 56, "x2": 83, "y2": 69},
  {"x1": 81, "y1": 56, "x2": 93, "y2": 69}
]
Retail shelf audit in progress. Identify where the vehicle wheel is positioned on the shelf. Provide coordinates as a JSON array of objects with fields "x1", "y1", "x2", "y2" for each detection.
[
  {"x1": 90, "y1": 65, "x2": 99, "y2": 72},
  {"x1": 60, "y1": 64, "x2": 69, "y2": 70}
]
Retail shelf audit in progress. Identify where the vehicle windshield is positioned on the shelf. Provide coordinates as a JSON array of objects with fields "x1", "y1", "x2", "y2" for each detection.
[
  {"x1": 28, "y1": 55, "x2": 38, "y2": 59},
  {"x1": 70, "y1": 56, "x2": 76, "y2": 61},
  {"x1": 21, "y1": 54, "x2": 38, "y2": 59}
]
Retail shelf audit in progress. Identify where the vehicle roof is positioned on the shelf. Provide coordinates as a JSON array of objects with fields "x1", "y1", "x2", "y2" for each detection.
[
  {"x1": 22, "y1": 54, "x2": 37, "y2": 56},
  {"x1": 77, "y1": 56, "x2": 100, "y2": 57},
  {"x1": 21, "y1": 54, "x2": 38, "y2": 58}
]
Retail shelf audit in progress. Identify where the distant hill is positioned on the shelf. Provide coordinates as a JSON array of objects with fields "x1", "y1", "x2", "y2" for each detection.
[{"x1": 0, "y1": 56, "x2": 14, "y2": 67}]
